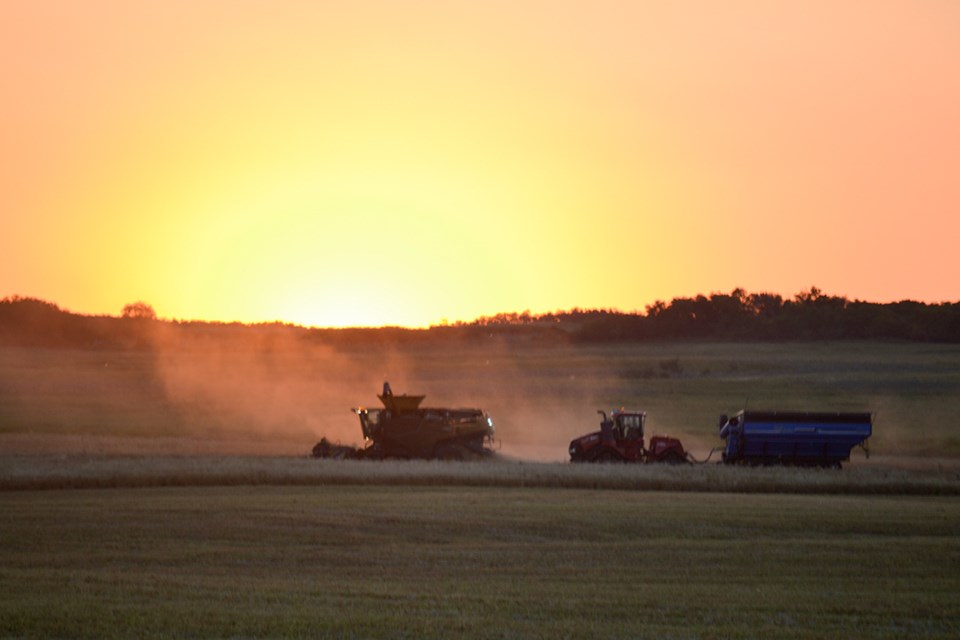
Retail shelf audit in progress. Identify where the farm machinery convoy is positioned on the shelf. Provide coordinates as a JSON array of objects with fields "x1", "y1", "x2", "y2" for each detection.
[{"x1": 312, "y1": 383, "x2": 873, "y2": 468}]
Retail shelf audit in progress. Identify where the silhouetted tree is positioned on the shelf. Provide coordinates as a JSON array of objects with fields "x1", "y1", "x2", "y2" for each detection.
[{"x1": 122, "y1": 301, "x2": 157, "y2": 320}]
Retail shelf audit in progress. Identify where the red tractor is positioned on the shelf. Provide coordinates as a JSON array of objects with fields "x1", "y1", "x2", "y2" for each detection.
[{"x1": 568, "y1": 409, "x2": 689, "y2": 463}]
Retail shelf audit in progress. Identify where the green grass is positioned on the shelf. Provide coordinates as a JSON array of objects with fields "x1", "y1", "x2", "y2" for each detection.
[{"x1": 1, "y1": 485, "x2": 958, "y2": 638}]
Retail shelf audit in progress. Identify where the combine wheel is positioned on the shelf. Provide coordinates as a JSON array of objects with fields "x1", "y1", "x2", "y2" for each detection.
[
  {"x1": 311, "y1": 439, "x2": 332, "y2": 458},
  {"x1": 433, "y1": 443, "x2": 466, "y2": 461}
]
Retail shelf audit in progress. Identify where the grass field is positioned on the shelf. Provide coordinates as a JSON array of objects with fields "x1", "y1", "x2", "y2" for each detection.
[{"x1": 1, "y1": 485, "x2": 958, "y2": 639}]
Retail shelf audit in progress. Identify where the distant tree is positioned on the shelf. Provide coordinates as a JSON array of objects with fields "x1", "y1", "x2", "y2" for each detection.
[
  {"x1": 121, "y1": 301, "x2": 157, "y2": 320},
  {"x1": 746, "y1": 292, "x2": 784, "y2": 318},
  {"x1": 793, "y1": 286, "x2": 824, "y2": 305}
]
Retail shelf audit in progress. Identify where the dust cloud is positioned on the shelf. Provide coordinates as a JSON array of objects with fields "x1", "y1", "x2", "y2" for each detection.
[
  {"x1": 0, "y1": 330, "x2": 716, "y2": 459},
  {"x1": 365, "y1": 337, "x2": 623, "y2": 463},
  {"x1": 147, "y1": 331, "x2": 621, "y2": 461},
  {"x1": 148, "y1": 326, "x2": 393, "y2": 449},
  {"x1": 8, "y1": 332, "x2": 949, "y2": 464}
]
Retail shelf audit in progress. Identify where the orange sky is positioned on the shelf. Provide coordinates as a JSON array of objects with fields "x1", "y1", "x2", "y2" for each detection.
[{"x1": 3, "y1": 1, "x2": 958, "y2": 328}]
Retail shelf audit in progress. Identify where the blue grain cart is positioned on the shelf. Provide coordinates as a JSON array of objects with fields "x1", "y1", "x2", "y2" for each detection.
[{"x1": 718, "y1": 411, "x2": 871, "y2": 468}]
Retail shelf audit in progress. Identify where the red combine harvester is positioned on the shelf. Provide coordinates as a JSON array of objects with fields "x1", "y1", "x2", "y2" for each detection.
[{"x1": 568, "y1": 409, "x2": 689, "y2": 463}]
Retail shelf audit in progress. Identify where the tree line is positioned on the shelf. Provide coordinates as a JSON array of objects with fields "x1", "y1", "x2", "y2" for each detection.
[
  {"x1": 466, "y1": 288, "x2": 960, "y2": 342},
  {"x1": 1, "y1": 287, "x2": 958, "y2": 349}
]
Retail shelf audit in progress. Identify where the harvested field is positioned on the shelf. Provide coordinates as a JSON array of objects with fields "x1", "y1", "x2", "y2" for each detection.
[
  {"x1": 2, "y1": 454, "x2": 958, "y2": 495},
  {"x1": 3, "y1": 341, "x2": 960, "y2": 462},
  {"x1": 2, "y1": 341, "x2": 959, "y2": 637},
  {"x1": 0, "y1": 432, "x2": 307, "y2": 457},
  {"x1": 2, "y1": 485, "x2": 959, "y2": 639}
]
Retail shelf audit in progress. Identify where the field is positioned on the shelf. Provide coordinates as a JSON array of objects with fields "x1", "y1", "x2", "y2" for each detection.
[
  {"x1": 2, "y1": 341, "x2": 960, "y2": 637},
  {"x1": 2, "y1": 484, "x2": 959, "y2": 639},
  {"x1": 2, "y1": 340, "x2": 960, "y2": 460}
]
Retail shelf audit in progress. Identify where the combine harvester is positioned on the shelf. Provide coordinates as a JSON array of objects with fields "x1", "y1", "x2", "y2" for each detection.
[
  {"x1": 312, "y1": 383, "x2": 496, "y2": 461},
  {"x1": 718, "y1": 410, "x2": 872, "y2": 468}
]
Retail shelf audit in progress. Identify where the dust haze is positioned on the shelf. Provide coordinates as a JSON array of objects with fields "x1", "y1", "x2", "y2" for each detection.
[
  {"x1": 0, "y1": 329, "x2": 680, "y2": 460},
  {"x1": 151, "y1": 328, "x2": 372, "y2": 446},
  {"x1": 3, "y1": 335, "x2": 959, "y2": 463}
]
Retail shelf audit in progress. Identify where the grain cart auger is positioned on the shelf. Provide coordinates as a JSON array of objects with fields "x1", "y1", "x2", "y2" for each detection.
[{"x1": 311, "y1": 382, "x2": 496, "y2": 460}]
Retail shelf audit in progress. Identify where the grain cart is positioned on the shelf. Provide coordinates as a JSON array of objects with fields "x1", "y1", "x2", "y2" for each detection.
[
  {"x1": 718, "y1": 410, "x2": 871, "y2": 468},
  {"x1": 568, "y1": 409, "x2": 689, "y2": 463},
  {"x1": 312, "y1": 382, "x2": 496, "y2": 460}
]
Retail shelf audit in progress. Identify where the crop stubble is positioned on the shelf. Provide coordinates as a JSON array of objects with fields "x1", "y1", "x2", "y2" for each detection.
[
  {"x1": 1, "y1": 484, "x2": 958, "y2": 639},
  {"x1": 2, "y1": 341, "x2": 960, "y2": 637}
]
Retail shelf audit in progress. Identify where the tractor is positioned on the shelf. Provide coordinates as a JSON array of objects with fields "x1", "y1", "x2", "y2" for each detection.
[{"x1": 568, "y1": 409, "x2": 688, "y2": 463}]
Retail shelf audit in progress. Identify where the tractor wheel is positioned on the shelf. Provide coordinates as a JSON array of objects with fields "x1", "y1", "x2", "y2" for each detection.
[
  {"x1": 594, "y1": 449, "x2": 622, "y2": 463},
  {"x1": 661, "y1": 450, "x2": 687, "y2": 465}
]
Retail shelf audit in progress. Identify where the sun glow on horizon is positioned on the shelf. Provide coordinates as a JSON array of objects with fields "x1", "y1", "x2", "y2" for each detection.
[{"x1": 3, "y1": 1, "x2": 958, "y2": 327}]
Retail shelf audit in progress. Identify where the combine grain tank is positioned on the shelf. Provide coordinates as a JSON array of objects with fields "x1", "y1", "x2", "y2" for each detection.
[
  {"x1": 312, "y1": 382, "x2": 496, "y2": 460},
  {"x1": 718, "y1": 410, "x2": 871, "y2": 468}
]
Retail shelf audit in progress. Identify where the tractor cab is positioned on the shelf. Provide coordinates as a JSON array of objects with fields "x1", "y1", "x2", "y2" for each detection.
[
  {"x1": 600, "y1": 409, "x2": 645, "y2": 444},
  {"x1": 612, "y1": 409, "x2": 645, "y2": 443},
  {"x1": 568, "y1": 409, "x2": 648, "y2": 462}
]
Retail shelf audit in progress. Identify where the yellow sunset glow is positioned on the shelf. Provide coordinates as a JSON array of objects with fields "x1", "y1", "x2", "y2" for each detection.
[{"x1": 3, "y1": 1, "x2": 958, "y2": 327}]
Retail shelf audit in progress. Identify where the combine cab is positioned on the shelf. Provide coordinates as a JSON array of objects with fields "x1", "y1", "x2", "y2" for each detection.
[
  {"x1": 312, "y1": 383, "x2": 496, "y2": 460},
  {"x1": 568, "y1": 409, "x2": 688, "y2": 463}
]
